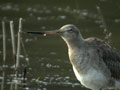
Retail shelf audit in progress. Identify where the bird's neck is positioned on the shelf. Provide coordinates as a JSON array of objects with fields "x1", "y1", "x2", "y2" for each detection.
[
  {"x1": 63, "y1": 35, "x2": 88, "y2": 74},
  {"x1": 64, "y1": 35, "x2": 84, "y2": 50}
]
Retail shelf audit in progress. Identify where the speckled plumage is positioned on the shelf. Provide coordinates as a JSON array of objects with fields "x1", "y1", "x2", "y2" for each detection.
[{"x1": 86, "y1": 37, "x2": 120, "y2": 81}]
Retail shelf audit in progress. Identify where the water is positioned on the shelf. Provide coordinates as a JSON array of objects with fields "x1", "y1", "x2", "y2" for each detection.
[{"x1": 0, "y1": 0, "x2": 120, "y2": 90}]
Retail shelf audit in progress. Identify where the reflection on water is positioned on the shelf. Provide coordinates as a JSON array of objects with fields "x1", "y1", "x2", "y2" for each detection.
[{"x1": 0, "y1": 0, "x2": 120, "y2": 90}]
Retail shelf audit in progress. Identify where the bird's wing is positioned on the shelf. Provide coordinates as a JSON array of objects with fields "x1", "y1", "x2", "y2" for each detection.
[{"x1": 86, "y1": 37, "x2": 120, "y2": 80}]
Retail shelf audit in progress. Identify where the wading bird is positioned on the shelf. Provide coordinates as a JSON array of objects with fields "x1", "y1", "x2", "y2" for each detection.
[{"x1": 28, "y1": 24, "x2": 120, "y2": 90}]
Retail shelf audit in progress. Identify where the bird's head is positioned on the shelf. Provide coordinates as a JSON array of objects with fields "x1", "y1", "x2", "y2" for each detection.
[
  {"x1": 58, "y1": 24, "x2": 81, "y2": 41},
  {"x1": 27, "y1": 24, "x2": 83, "y2": 42}
]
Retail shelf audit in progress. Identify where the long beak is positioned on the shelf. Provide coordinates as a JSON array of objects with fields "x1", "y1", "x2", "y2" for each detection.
[{"x1": 27, "y1": 30, "x2": 61, "y2": 36}]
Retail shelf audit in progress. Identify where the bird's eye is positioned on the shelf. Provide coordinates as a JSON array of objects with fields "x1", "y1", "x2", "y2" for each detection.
[{"x1": 68, "y1": 28, "x2": 73, "y2": 32}]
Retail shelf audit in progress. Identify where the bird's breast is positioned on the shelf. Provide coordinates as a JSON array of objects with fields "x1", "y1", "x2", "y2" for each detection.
[
  {"x1": 68, "y1": 47, "x2": 109, "y2": 90},
  {"x1": 68, "y1": 48, "x2": 90, "y2": 73},
  {"x1": 73, "y1": 66, "x2": 109, "y2": 90}
]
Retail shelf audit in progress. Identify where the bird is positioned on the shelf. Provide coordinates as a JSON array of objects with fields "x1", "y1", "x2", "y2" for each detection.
[{"x1": 27, "y1": 24, "x2": 120, "y2": 90}]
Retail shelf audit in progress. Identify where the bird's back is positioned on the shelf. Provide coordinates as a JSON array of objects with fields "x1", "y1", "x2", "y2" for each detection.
[{"x1": 85, "y1": 37, "x2": 120, "y2": 88}]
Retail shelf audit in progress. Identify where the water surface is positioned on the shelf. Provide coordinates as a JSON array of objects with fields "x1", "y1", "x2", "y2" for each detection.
[{"x1": 0, "y1": 0, "x2": 120, "y2": 90}]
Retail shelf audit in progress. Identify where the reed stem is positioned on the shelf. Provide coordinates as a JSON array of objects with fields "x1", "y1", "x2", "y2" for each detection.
[
  {"x1": 15, "y1": 18, "x2": 23, "y2": 90},
  {"x1": 96, "y1": 6, "x2": 109, "y2": 33},
  {"x1": 16, "y1": 18, "x2": 22, "y2": 70},
  {"x1": 10, "y1": 21, "x2": 16, "y2": 67},
  {"x1": 2, "y1": 21, "x2": 6, "y2": 65},
  {"x1": 1, "y1": 21, "x2": 6, "y2": 90}
]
